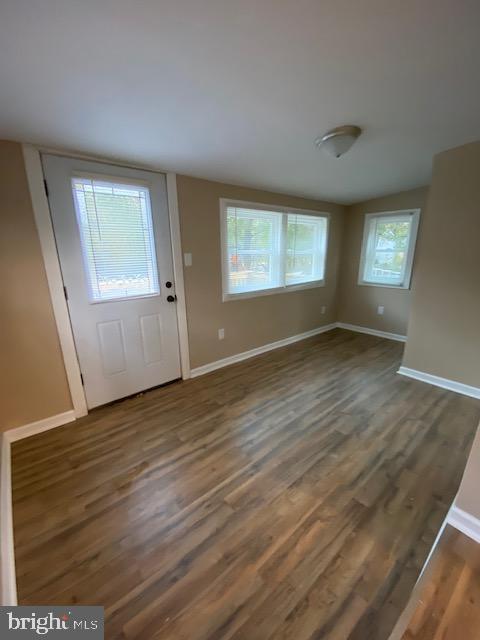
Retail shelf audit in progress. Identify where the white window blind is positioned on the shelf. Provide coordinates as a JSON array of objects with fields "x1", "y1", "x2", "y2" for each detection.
[
  {"x1": 71, "y1": 177, "x2": 160, "y2": 302},
  {"x1": 226, "y1": 206, "x2": 283, "y2": 294},
  {"x1": 222, "y1": 201, "x2": 328, "y2": 298},
  {"x1": 359, "y1": 210, "x2": 420, "y2": 288},
  {"x1": 286, "y1": 214, "x2": 327, "y2": 285}
]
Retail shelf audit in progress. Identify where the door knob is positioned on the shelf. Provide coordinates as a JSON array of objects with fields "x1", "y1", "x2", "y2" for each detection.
[{"x1": 167, "y1": 295, "x2": 176, "y2": 302}]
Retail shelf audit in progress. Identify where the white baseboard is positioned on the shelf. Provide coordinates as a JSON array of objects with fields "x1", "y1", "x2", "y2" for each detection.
[
  {"x1": 448, "y1": 505, "x2": 480, "y2": 544},
  {"x1": 191, "y1": 322, "x2": 410, "y2": 378},
  {"x1": 5, "y1": 410, "x2": 76, "y2": 444},
  {"x1": 0, "y1": 435, "x2": 17, "y2": 605},
  {"x1": 336, "y1": 322, "x2": 407, "y2": 343},
  {"x1": 397, "y1": 366, "x2": 480, "y2": 400},
  {"x1": 190, "y1": 323, "x2": 337, "y2": 377}
]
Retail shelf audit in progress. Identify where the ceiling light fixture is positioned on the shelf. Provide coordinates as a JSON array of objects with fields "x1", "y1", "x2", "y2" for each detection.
[{"x1": 315, "y1": 125, "x2": 362, "y2": 158}]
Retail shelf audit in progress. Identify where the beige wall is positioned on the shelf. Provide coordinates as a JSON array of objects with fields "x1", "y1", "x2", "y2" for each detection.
[
  {"x1": 176, "y1": 175, "x2": 345, "y2": 369},
  {"x1": 2, "y1": 139, "x2": 478, "y2": 430},
  {"x1": 402, "y1": 143, "x2": 480, "y2": 548},
  {"x1": 402, "y1": 142, "x2": 480, "y2": 387},
  {"x1": 338, "y1": 187, "x2": 428, "y2": 336},
  {"x1": 0, "y1": 141, "x2": 72, "y2": 431}
]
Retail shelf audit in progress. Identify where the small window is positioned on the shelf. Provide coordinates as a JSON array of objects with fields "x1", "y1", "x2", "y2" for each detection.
[
  {"x1": 358, "y1": 210, "x2": 420, "y2": 288},
  {"x1": 71, "y1": 177, "x2": 160, "y2": 302},
  {"x1": 221, "y1": 200, "x2": 329, "y2": 300}
]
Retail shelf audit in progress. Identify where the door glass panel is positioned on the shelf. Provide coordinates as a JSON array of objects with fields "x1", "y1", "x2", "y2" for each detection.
[{"x1": 71, "y1": 177, "x2": 160, "y2": 302}]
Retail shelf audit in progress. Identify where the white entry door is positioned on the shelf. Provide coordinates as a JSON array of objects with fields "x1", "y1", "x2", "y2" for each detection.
[{"x1": 43, "y1": 154, "x2": 181, "y2": 409}]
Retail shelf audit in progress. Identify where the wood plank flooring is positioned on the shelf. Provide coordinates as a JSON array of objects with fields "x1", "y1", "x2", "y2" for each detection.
[
  {"x1": 399, "y1": 525, "x2": 480, "y2": 640},
  {"x1": 12, "y1": 328, "x2": 480, "y2": 640}
]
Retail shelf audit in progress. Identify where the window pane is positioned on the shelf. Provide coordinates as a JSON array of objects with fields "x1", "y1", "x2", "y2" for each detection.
[
  {"x1": 226, "y1": 207, "x2": 282, "y2": 294},
  {"x1": 286, "y1": 214, "x2": 327, "y2": 285},
  {"x1": 372, "y1": 250, "x2": 406, "y2": 281},
  {"x1": 72, "y1": 177, "x2": 159, "y2": 302},
  {"x1": 375, "y1": 220, "x2": 410, "y2": 251},
  {"x1": 363, "y1": 215, "x2": 413, "y2": 285}
]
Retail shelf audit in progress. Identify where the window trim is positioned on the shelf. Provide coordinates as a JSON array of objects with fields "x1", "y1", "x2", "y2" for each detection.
[
  {"x1": 220, "y1": 198, "x2": 330, "y2": 301},
  {"x1": 358, "y1": 209, "x2": 421, "y2": 289}
]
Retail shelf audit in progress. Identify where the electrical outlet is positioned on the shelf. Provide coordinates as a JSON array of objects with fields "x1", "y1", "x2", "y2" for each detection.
[
  {"x1": 184, "y1": 253, "x2": 192, "y2": 267},
  {"x1": 218, "y1": 328, "x2": 225, "y2": 340},
  {"x1": 377, "y1": 305, "x2": 385, "y2": 315},
  {"x1": 321, "y1": 305, "x2": 326, "y2": 315}
]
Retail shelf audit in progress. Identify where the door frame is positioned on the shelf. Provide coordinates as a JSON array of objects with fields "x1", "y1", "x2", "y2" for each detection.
[{"x1": 22, "y1": 144, "x2": 191, "y2": 419}]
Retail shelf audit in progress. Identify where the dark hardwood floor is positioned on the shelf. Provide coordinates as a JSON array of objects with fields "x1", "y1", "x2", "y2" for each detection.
[{"x1": 11, "y1": 328, "x2": 480, "y2": 639}]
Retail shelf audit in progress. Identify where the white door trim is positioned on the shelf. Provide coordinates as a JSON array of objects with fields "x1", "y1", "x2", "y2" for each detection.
[
  {"x1": 22, "y1": 144, "x2": 191, "y2": 418},
  {"x1": 166, "y1": 174, "x2": 190, "y2": 379},
  {"x1": 22, "y1": 145, "x2": 88, "y2": 418}
]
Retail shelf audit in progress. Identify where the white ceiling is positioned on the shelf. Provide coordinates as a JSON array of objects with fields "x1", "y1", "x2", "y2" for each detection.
[{"x1": 1, "y1": 0, "x2": 480, "y2": 203}]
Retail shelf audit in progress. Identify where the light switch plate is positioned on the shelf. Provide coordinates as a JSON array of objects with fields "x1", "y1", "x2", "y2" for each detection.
[{"x1": 184, "y1": 253, "x2": 192, "y2": 267}]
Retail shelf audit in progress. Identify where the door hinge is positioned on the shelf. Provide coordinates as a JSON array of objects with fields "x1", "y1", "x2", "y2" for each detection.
[
  {"x1": 43, "y1": 179, "x2": 49, "y2": 198},
  {"x1": 80, "y1": 373, "x2": 84, "y2": 386},
  {"x1": 63, "y1": 285, "x2": 68, "y2": 301}
]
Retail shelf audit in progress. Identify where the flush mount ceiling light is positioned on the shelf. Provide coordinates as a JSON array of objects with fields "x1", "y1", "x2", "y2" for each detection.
[{"x1": 315, "y1": 125, "x2": 362, "y2": 158}]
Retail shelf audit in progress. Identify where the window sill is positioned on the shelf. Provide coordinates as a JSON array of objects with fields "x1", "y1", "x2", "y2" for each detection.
[
  {"x1": 357, "y1": 280, "x2": 410, "y2": 290},
  {"x1": 223, "y1": 279, "x2": 326, "y2": 302}
]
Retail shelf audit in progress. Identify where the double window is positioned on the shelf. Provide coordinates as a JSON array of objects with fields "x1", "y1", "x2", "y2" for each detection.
[
  {"x1": 221, "y1": 200, "x2": 329, "y2": 300},
  {"x1": 358, "y1": 210, "x2": 420, "y2": 288}
]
